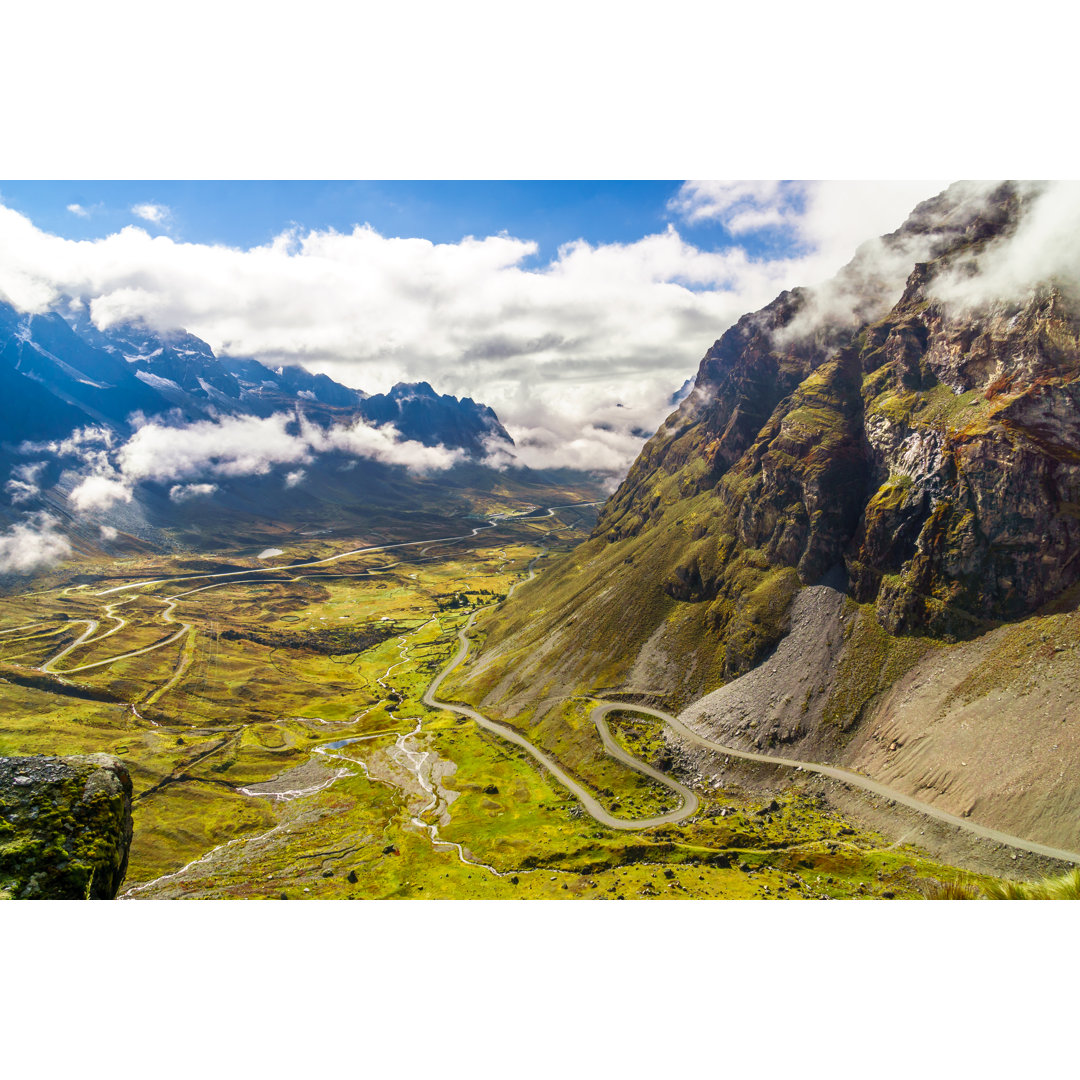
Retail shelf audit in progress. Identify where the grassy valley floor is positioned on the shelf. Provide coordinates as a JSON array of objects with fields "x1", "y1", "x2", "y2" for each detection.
[{"x1": 0, "y1": 504, "x2": 1004, "y2": 899}]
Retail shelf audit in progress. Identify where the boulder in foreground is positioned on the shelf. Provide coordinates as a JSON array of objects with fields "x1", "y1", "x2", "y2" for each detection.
[{"x1": 0, "y1": 754, "x2": 134, "y2": 899}]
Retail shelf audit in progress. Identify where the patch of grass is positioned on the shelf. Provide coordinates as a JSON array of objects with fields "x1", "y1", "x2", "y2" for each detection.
[
  {"x1": 865, "y1": 474, "x2": 913, "y2": 518},
  {"x1": 983, "y1": 866, "x2": 1080, "y2": 899},
  {"x1": 918, "y1": 876, "x2": 982, "y2": 899},
  {"x1": 220, "y1": 622, "x2": 403, "y2": 656},
  {"x1": 717, "y1": 564, "x2": 802, "y2": 677},
  {"x1": 916, "y1": 866, "x2": 1080, "y2": 900},
  {"x1": 822, "y1": 602, "x2": 939, "y2": 730}
]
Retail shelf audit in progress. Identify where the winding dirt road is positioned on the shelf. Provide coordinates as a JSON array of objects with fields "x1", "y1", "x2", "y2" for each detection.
[
  {"x1": 423, "y1": 607, "x2": 698, "y2": 830},
  {"x1": 95, "y1": 503, "x2": 598, "y2": 598},
  {"x1": 649, "y1": 702, "x2": 1080, "y2": 863},
  {"x1": 36, "y1": 503, "x2": 598, "y2": 679},
  {"x1": 422, "y1": 567, "x2": 1080, "y2": 863}
]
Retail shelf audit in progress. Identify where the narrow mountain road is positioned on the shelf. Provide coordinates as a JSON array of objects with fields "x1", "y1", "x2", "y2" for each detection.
[
  {"x1": 39, "y1": 596, "x2": 138, "y2": 673},
  {"x1": 423, "y1": 614, "x2": 698, "y2": 829},
  {"x1": 422, "y1": 566, "x2": 1080, "y2": 862},
  {"x1": 38, "y1": 618, "x2": 100, "y2": 673},
  {"x1": 0, "y1": 621, "x2": 53, "y2": 636},
  {"x1": 43, "y1": 597, "x2": 187, "y2": 675},
  {"x1": 647, "y1": 702, "x2": 1080, "y2": 863},
  {"x1": 36, "y1": 502, "x2": 600, "y2": 679},
  {"x1": 423, "y1": 557, "x2": 698, "y2": 829},
  {"x1": 95, "y1": 503, "x2": 600, "y2": 598}
]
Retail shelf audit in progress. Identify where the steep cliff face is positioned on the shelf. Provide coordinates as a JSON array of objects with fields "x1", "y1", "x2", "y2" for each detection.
[
  {"x1": 457, "y1": 182, "x2": 1080, "y2": 716},
  {"x1": 0, "y1": 754, "x2": 133, "y2": 899},
  {"x1": 853, "y1": 287, "x2": 1080, "y2": 635},
  {"x1": 598, "y1": 182, "x2": 1080, "y2": 644}
]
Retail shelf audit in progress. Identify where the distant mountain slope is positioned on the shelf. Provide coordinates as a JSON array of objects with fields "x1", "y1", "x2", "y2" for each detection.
[
  {"x1": 0, "y1": 302, "x2": 177, "y2": 438},
  {"x1": 359, "y1": 381, "x2": 510, "y2": 457},
  {"x1": 57, "y1": 305, "x2": 513, "y2": 452}
]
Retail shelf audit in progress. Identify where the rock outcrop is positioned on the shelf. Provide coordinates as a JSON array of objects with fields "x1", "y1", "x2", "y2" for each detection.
[{"x1": 0, "y1": 754, "x2": 133, "y2": 899}]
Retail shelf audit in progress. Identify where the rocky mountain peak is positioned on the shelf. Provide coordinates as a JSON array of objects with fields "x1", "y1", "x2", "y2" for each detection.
[
  {"x1": 466, "y1": 183, "x2": 1080, "y2": 715},
  {"x1": 603, "y1": 182, "x2": 1080, "y2": 649}
]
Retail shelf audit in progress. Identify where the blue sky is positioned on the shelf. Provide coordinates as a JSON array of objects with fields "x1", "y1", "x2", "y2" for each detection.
[{"x1": 0, "y1": 180, "x2": 807, "y2": 265}]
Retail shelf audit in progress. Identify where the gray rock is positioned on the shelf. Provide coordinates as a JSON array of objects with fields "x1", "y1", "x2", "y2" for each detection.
[{"x1": 0, "y1": 754, "x2": 133, "y2": 900}]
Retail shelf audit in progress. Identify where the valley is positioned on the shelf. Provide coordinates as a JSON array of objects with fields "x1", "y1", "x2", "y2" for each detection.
[
  {"x1": 0, "y1": 498, "x2": 1047, "y2": 899},
  {"x1": 4, "y1": 180, "x2": 1080, "y2": 901}
]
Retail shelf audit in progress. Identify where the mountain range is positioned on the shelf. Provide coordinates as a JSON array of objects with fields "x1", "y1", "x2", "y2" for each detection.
[
  {"x1": 0, "y1": 298, "x2": 511, "y2": 454},
  {"x1": 0, "y1": 297, "x2": 601, "y2": 551}
]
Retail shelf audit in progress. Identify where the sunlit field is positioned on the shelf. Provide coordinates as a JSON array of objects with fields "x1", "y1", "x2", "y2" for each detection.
[{"x1": 0, "y1": 505, "x2": 982, "y2": 899}]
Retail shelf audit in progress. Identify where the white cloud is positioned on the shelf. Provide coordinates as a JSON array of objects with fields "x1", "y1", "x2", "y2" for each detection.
[
  {"x1": 0, "y1": 513, "x2": 71, "y2": 574},
  {"x1": 929, "y1": 181, "x2": 1080, "y2": 311},
  {"x1": 119, "y1": 412, "x2": 310, "y2": 483},
  {"x1": 131, "y1": 202, "x2": 171, "y2": 225},
  {"x1": 5, "y1": 461, "x2": 46, "y2": 505},
  {"x1": 668, "y1": 181, "x2": 790, "y2": 228},
  {"x1": 0, "y1": 184, "x2": 954, "y2": 477},
  {"x1": 99, "y1": 525, "x2": 118, "y2": 540},
  {"x1": 69, "y1": 474, "x2": 132, "y2": 512},
  {"x1": 668, "y1": 180, "x2": 951, "y2": 274},
  {"x1": 478, "y1": 435, "x2": 516, "y2": 472},
  {"x1": 797, "y1": 181, "x2": 954, "y2": 270},
  {"x1": 508, "y1": 423, "x2": 653, "y2": 474},
  {"x1": 301, "y1": 414, "x2": 464, "y2": 474},
  {"x1": 67, "y1": 203, "x2": 89, "y2": 218},
  {"x1": 769, "y1": 181, "x2": 1038, "y2": 346},
  {"x1": 169, "y1": 482, "x2": 218, "y2": 503},
  {"x1": 60, "y1": 410, "x2": 465, "y2": 514},
  {"x1": 5, "y1": 480, "x2": 40, "y2": 505},
  {"x1": 19, "y1": 425, "x2": 114, "y2": 457},
  {"x1": 772, "y1": 231, "x2": 945, "y2": 347}
]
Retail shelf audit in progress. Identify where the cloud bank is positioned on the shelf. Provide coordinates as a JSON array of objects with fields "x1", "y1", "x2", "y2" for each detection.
[
  {"x1": 929, "y1": 181, "x2": 1080, "y2": 311},
  {"x1": 0, "y1": 183, "x2": 949, "y2": 475},
  {"x1": 667, "y1": 181, "x2": 951, "y2": 274},
  {"x1": 63, "y1": 411, "x2": 465, "y2": 512}
]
